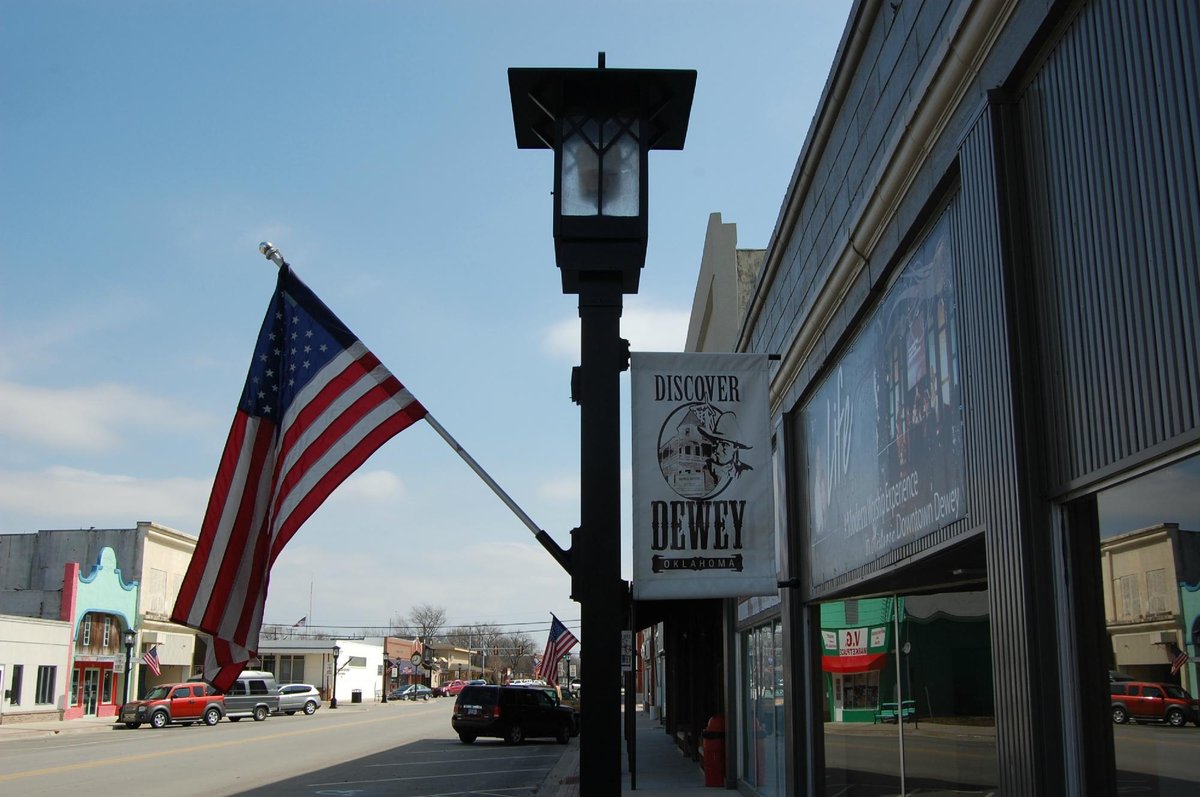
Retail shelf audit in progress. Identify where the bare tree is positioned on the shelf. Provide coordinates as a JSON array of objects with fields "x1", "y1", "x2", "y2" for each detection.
[
  {"x1": 407, "y1": 603, "x2": 447, "y2": 644},
  {"x1": 494, "y1": 631, "x2": 537, "y2": 680}
]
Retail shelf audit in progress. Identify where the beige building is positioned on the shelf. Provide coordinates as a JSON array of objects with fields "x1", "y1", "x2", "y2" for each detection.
[
  {"x1": 1101, "y1": 523, "x2": 1197, "y2": 688},
  {"x1": 0, "y1": 522, "x2": 203, "y2": 697}
]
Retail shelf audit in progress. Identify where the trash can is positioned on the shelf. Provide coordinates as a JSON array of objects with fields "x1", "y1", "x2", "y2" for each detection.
[
  {"x1": 351, "y1": 689, "x2": 362, "y2": 704},
  {"x1": 702, "y1": 715, "x2": 726, "y2": 787}
]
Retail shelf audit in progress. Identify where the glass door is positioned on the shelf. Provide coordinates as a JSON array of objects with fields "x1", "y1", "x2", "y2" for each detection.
[{"x1": 82, "y1": 668, "x2": 100, "y2": 715}]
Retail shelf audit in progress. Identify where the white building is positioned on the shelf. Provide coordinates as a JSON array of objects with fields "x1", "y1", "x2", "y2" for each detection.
[{"x1": 256, "y1": 637, "x2": 384, "y2": 704}]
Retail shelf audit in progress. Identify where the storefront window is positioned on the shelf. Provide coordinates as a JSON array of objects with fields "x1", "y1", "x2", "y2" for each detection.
[
  {"x1": 741, "y1": 620, "x2": 785, "y2": 794},
  {"x1": 1095, "y1": 454, "x2": 1200, "y2": 794},
  {"x1": 820, "y1": 590, "x2": 998, "y2": 794}
]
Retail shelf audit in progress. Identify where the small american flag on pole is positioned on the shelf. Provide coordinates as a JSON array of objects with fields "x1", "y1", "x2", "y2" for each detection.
[
  {"x1": 1169, "y1": 642, "x2": 1189, "y2": 676},
  {"x1": 142, "y1": 646, "x2": 161, "y2": 676},
  {"x1": 535, "y1": 615, "x2": 579, "y2": 685},
  {"x1": 171, "y1": 263, "x2": 427, "y2": 691}
]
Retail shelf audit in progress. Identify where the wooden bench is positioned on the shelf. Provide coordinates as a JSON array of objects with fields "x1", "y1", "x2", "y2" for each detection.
[{"x1": 873, "y1": 700, "x2": 917, "y2": 726}]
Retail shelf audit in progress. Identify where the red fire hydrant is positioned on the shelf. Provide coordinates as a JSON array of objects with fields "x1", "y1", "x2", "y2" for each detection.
[{"x1": 702, "y1": 714, "x2": 726, "y2": 787}]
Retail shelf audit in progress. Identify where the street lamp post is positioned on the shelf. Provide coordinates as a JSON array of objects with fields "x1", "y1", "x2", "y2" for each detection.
[
  {"x1": 330, "y1": 645, "x2": 341, "y2": 709},
  {"x1": 381, "y1": 637, "x2": 389, "y2": 703},
  {"x1": 509, "y1": 55, "x2": 695, "y2": 794},
  {"x1": 122, "y1": 628, "x2": 137, "y2": 705}
]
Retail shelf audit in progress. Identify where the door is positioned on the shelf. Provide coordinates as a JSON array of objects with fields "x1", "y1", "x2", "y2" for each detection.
[
  {"x1": 82, "y1": 668, "x2": 100, "y2": 715},
  {"x1": 832, "y1": 673, "x2": 844, "y2": 722},
  {"x1": 169, "y1": 685, "x2": 201, "y2": 720}
]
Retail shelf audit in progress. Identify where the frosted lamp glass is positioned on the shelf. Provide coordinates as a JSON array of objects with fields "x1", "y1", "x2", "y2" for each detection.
[{"x1": 561, "y1": 121, "x2": 601, "y2": 216}]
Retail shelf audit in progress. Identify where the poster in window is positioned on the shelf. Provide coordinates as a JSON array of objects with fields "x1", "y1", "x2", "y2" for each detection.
[{"x1": 803, "y1": 213, "x2": 967, "y2": 586}]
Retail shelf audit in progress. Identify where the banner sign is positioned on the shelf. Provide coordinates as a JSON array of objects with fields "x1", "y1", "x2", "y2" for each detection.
[
  {"x1": 802, "y1": 213, "x2": 967, "y2": 586},
  {"x1": 631, "y1": 352, "x2": 776, "y2": 599}
]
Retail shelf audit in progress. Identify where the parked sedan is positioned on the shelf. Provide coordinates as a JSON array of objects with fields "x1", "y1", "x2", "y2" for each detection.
[
  {"x1": 441, "y1": 680, "x2": 467, "y2": 697},
  {"x1": 276, "y1": 683, "x2": 321, "y2": 715},
  {"x1": 393, "y1": 684, "x2": 434, "y2": 701}
]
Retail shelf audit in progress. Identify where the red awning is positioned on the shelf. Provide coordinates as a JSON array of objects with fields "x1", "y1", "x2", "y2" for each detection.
[{"x1": 822, "y1": 653, "x2": 888, "y2": 673}]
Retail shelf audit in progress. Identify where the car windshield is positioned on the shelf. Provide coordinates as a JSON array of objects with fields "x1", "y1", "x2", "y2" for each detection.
[
  {"x1": 1165, "y1": 685, "x2": 1192, "y2": 699},
  {"x1": 144, "y1": 686, "x2": 171, "y2": 700}
]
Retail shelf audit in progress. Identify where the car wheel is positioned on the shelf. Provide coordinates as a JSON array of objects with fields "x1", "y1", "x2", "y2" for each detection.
[
  {"x1": 125, "y1": 722, "x2": 141, "y2": 729},
  {"x1": 150, "y1": 711, "x2": 169, "y2": 729},
  {"x1": 1112, "y1": 705, "x2": 1129, "y2": 724},
  {"x1": 204, "y1": 707, "x2": 221, "y2": 726},
  {"x1": 253, "y1": 706, "x2": 269, "y2": 722},
  {"x1": 556, "y1": 723, "x2": 570, "y2": 744},
  {"x1": 458, "y1": 733, "x2": 476, "y2": 744},
  {"x1": 423, "y1": 695, "x2": 429, "y2": 701},
  {"x1": 504, "y1": 723, "x2": 524, "y2": 745},
  {"x1": 304, "y1": 700, "x2": 318, "y2": 715},
  {"x1": 1166, "y1": 708, "x2": 1186, "y2": 727}
]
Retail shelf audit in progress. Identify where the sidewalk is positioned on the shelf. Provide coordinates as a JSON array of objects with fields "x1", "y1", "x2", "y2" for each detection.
[
  {"x1": 0, "y1": 713, "x2": 119, "y2": 738},
  {"x1": 539, "y1": 707, "x2": 716, "y2": 796}
]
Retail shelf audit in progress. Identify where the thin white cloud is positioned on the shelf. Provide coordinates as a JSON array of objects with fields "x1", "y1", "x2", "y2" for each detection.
[
  {"x1": 538, "y1": 475, "x2": 580, "y2": 502},
  {"x1": 329, "y1": 469, "x2": 408, "y2": 503},
  {"x1": 0, "y1": 380, "x2": 213, "y2": 450},
  {"x1": 542, "y1": 299, "x2": 689, "y2": 361},
  {"x1": 0, "y1": 466, "x2": 210, "y2": 531}
]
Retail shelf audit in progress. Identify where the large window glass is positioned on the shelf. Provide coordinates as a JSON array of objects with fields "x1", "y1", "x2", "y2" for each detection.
[
  {"x1": 1096, "y1": 454, "x2": 1200, "y2": 793},
  {"x1": 819, "y1": 590, "x2": 998, "y2": 794},
  {"x1": 35, "y1": 665, "x2": 56, "y2": 704},
  {"x1": 741, "y1": 620, "x2": 785, "y2": 794}
]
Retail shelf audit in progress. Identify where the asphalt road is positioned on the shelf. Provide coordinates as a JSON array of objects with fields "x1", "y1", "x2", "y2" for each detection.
[{"x1": 0, "y1": 698, "x2": 568, "y2": 797}]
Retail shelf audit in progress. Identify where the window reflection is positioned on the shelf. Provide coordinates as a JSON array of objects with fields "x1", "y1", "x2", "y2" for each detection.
[
  {"x1": 1097, "y1": 455, "x2": 1200, "y2": 794},
  {"x1": 820, "y1": 591, "x2": 998, "y2": 795},
  {"x1": 742, "y1": 620, "x2": 785, "y2": 793}
]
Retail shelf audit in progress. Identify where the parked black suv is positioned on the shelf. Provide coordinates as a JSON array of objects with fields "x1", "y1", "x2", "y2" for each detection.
[{"x1": 452, "y1": 684, "x2": 575, "y2": 744}]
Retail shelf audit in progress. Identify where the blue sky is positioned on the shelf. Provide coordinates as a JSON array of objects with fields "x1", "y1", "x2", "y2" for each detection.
[{"x1": 0, "y1": 1, "x2": 853, "y2": 636}]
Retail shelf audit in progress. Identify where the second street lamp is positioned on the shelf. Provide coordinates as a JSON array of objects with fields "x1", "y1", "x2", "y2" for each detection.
[
  {"x1": 122, "y1": 627, "x2": 137, "y2": 705},
  {"x1": 330, "y1": 645, "x2": 341, "y2": 709},
  {"x1": 509, "y1": 54, "x2": 695, "y2": 795}
]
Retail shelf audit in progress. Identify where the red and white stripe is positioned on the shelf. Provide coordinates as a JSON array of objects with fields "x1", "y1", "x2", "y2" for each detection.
[{"x1": 172, "y1": 341, "x2": 425, "y2": 689}]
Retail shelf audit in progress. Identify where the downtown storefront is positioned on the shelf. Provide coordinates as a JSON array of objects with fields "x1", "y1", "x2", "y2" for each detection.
[{"x1": 725, "y1": 1, "x2": 1199, "y2": 795}]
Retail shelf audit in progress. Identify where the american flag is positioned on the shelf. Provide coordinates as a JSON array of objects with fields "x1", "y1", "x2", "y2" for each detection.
[
  {"x1": 535, "y1": 615, "x2": 579, "y2": 685},
  {"x1": 171, "y1": 264, "x2": 427, "y2": 691},
  {"x1": 293, "y1": 616, "x2": 307, "y2": 628},
  {"x1": 142, "y1": 646, "x2": 161, "y2": 676},
  {"x1": 1169, "y1": 642, "x2": 1189, "y2": 676}
]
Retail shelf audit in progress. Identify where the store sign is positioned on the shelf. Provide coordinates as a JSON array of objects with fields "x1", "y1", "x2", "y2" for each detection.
[
  {"x1": 822, "y1": 625, "x2": 891, "y2": 657},
  {"x1": 802, "y1": 213, "x2": 967, "y2": 586},
  {"x1": 631, "y1": 352, "x2": 776, "y2": 599}
]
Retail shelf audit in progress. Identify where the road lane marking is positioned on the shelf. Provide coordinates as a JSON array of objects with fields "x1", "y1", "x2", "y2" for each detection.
[
  {"x1": 307, "y1": 767, "x2": 549, "y2": 787},
  {"x1": 363, "y1": 753, "x2": 560, "y2": 768}
]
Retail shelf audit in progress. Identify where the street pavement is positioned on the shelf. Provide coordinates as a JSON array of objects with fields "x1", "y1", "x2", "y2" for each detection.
[{"x1": 0, "y1": 704, "x2": 716, "y2": 795}]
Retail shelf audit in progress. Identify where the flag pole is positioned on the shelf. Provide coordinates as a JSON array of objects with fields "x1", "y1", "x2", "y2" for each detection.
[
  {"x1": 256, "y1": 242, "x2": 572, "y2": 577},
  {"x1": 423, "y1": 413, "x2": 572, "y2": 575}
]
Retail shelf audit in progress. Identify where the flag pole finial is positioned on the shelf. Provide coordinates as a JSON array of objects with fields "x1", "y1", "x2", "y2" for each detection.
[{"x1": 259, "y1": 241, "x2": 287, "y2": 269}]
